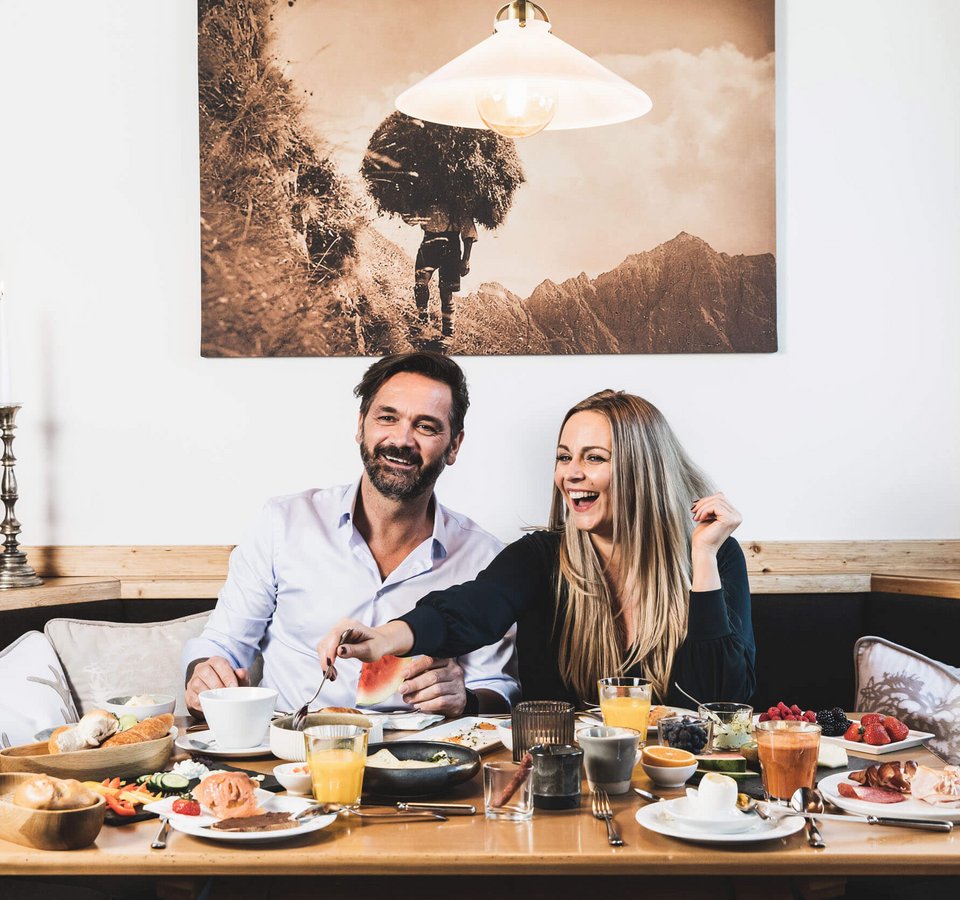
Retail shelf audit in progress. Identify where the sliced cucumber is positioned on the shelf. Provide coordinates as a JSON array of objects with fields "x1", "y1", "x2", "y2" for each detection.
[{"x1": 157, "y1": 773, "x2": 191, "y2": 793}]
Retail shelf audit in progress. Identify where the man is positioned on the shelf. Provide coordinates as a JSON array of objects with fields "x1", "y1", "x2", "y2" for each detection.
[
  {"x1": 182, "y1": 352, "x2": 517, "y2": 718},
  {"x1": 412, "y1": 207, "x2": 477, "y2": 338}
]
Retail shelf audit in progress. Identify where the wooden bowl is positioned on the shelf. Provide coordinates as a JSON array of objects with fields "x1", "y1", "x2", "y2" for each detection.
[
  {"x1": 0, "y1": 728, "x2": 175, "y2": 781},
  {"x1": 0, "y1": 773, "x2": 106, "y2": 850}
]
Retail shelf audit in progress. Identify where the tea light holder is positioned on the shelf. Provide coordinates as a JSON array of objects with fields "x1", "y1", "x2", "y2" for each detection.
[{"x1": 0, "y1": 404, "x2": 42, "y2": 589}]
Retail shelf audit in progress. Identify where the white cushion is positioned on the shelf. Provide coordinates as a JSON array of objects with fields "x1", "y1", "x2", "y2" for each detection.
[
  {"x1": 0, "y1": 631, "x2": 80, "y2": 748},
  {"x1": 854, "y1": 635, "x2": 960, "y2": 765},
  {"x1": 45, "y1": 612, "x2": 211, "y2": 717}
]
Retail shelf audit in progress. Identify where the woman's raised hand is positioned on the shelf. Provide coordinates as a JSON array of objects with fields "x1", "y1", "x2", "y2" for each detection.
[
  {"x1": 690, "y1": 492, "x2": 743, "y2": 556},
  {"x1": 316, "y1": 619, "x2": 415, "y2": 673}
]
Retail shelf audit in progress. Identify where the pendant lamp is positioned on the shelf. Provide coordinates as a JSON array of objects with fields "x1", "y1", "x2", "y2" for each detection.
[{"x1": 396, "y1": 1, "x2": 653, "y2": 138}]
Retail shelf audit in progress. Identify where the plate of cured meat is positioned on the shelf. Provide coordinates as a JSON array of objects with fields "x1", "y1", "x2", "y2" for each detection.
[{"x1": 819, "y1": 761, "x2": 960, "y2": 821}]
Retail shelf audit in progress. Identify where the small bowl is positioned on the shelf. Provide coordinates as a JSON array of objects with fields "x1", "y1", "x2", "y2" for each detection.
[
  {"x1": 0, "y1": 773, "x2": 106, "y2": 850},
  {"x1": 641, "y1": 760, "x2": 698, "y2": 787},
  {"x1": 658, "y1": 715, "x2": 713, "y2": 755},
  {"x1": 270, "y1": 711, "x2": 380, "y2": 762},
  {"x1": 362, "y1": 741, "x2": 480, "y2": 799},
  {"x1": 273, "y1": 762, "x2": 313, "y2": 795},
  {"x1": 496, "y1": 721, "x2": 513, "y2": 752},
  {"x1": 697, "y1": 702, "x2": 754, "y2": 751},
  {"x1": 103, "y1": 694, "x2": 176, "y2": 720}
]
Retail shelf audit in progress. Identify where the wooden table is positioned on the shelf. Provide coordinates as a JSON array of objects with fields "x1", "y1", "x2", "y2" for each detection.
[{"x1": 1, "y1": 740, "x2": 957, "y2": 890}]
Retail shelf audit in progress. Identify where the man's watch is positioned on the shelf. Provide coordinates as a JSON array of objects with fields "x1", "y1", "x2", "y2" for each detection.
[{"x1": 462, "y1": 688, "x2": 480, "y2": 717}]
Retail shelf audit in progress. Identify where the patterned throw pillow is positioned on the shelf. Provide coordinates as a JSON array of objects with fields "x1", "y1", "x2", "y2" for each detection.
[
  {"x1": 854, "y1": 635, "x2": 960, "y2": 765},
  {"x1": 0, "y1": 631, "x2": 80, "y2": 748},
  {"x1": 45, "y1": 612, "x2": 211, "y2": 717}
]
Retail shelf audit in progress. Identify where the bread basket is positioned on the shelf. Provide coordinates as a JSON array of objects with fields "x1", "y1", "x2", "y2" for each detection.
[{"x1": 0, "y1": 773, "x2": 106, "y2": 850}]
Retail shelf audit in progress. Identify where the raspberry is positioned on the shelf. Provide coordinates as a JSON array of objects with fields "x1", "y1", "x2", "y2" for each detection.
[
  {"x1": 863, "y1": 724, "x2": 891, "y2": 746},
  {"x1": 844, "y1": 722, "x2": 863, "y2": 742},
  {"x1": 790, "y1": 704, "x2": 802, "y2": 716},
  {"x1": 803, "y1": 710, "x2": 817, "y2": 722},
  {"x1": 882, "y1": 716, "x2": 910, "y2": 742},
  {"x1": 758, "y1": 712, "x2": 770, "y2": 722},
  {"x1": 767, "y1": 707, "x2": 778, "y2": 718}
]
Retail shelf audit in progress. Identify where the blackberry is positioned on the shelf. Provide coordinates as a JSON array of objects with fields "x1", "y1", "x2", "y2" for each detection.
[{"x1": 816, "y1": 708, "x2": 852, "y2": 737}]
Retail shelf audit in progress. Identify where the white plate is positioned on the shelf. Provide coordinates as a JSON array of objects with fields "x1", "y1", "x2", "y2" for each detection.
[
  {"x1": 143, "y1": 790, "x2": 336, "y2": 843},
  {"x1": 395, "y1": 717, "x2": 502, "y2": 753},
  {"x1": 818, "y1": 771, "x2": 960, "y2": 821},
  {"x1": 636, "y1": 801, "x2": 806, "y2": 844},
  {"x1": 175, "y1": 728, "x2": 274, "y2": 759},
  {"x1": 822, "y1": 722, "x2": 936, "y2": 756}
]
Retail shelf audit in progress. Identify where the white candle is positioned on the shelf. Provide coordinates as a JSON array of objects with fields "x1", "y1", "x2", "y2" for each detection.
[{"x1": 0, "y1": 282, "x2": 13, "y2": 404}]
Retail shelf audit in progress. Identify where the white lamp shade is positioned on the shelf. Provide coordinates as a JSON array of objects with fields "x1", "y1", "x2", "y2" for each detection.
[{"x1": 396, "y1": 19, "x2": 652, "y2": 132}]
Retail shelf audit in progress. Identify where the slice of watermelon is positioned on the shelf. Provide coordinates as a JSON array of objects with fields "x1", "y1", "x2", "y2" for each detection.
[{"x1": 356, "y1": 655, "x2": 409, "y2": 706}]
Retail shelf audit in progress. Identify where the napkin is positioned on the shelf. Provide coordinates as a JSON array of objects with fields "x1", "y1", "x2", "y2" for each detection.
[{"x1": 361, "y1": 711, "x2": 444, "y2": 731}]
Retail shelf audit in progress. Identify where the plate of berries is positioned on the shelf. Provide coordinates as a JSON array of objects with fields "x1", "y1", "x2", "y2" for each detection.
[{"x1": 826, "y1": 713, "x2": 935, "y2": 756}]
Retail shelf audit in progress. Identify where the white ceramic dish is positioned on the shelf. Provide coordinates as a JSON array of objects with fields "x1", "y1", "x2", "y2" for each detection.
[
  {"x1": 818, "y1": 771, "x2": 960, "y2": 821},
  {"x1": 395, "y1": 717, "x2": 502, "y2": 753},
  {"x1": 751, "y1": 714, "x2": 934, "y2": 756},
  {"x1": 658, "y1": 796, "x2": 756, "y2": 834},
  {"x1": 175, "y1": 728, "x2": 273, "y2": 759},
  {"x1": 103, "y1": 694, "x2": 176, "y2": 720},
  {"x1": 496, "y1": 721, "x2": 513, "y2": 752},
  {"x1": 636, "y1": 801, "x2": 806, "y2": 844},
  {"x1": 641, "y1": 760, "x2": 698, "y2": 788},
  {"x1": 273, "y1": 762, "x2": 313, "y2": 795},
  {"x1": 144, "y1": 790, "x2": 335, "y2": 843}
]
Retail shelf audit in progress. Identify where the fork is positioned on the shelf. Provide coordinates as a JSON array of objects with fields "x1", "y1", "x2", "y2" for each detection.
[
  {"x1": 591, "y1": 788, "x2": 624, "y2": 847},
  {"x1": 292, "y1": 630, "x2": 350, "y2": 731}
]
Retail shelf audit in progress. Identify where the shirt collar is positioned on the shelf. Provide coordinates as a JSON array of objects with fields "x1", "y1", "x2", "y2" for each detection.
[{"x1": 338, "y1": 477, "x2": 448, "y2": 561}]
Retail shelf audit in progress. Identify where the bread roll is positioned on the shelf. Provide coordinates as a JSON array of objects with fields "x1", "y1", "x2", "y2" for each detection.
[
  {"x1": 101, "y1": 713, "x2": 173, "y2": 747},
  {"x1": 12, "y1": 775, "x2": 98, "y2": 810},
  {"x1": 48, "y1": 710, "x2": 120, "y2": 753},
  {"x1": 49, "y1": 724, "x2": 91, "y2": 754}
]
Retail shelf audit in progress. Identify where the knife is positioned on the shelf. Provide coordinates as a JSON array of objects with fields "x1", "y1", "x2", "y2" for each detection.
[
  {"x1": 395, "y1": 802, "x2": 476, "y2": 815},
  {"x1": 761, "y1": 808, "x2": 953, "y2": 832}
]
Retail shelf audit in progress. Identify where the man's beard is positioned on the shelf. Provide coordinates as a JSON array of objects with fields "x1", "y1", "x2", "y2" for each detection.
[{"x1": 360, "y1": 436, "x2": 448, "y2": 501}]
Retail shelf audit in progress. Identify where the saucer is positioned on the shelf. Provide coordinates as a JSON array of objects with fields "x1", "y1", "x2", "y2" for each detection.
[
  {"x1": 636, "y1": 803, "x2": 806, "y2": 844},
  {"x1": 660, "y1": 796, "x2": 756, "y2": 834},
  {"x1": 175, "y1": 728, "x2": 273, "y2": 759}
]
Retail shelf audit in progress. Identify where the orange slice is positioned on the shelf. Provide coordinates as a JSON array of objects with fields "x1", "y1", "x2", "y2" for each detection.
[{"x1": 642, "y1": 746, "x2": 696, "y2": 767}]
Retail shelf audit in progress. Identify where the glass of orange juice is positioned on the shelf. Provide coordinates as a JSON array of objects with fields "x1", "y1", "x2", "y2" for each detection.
[
  {"x1": 304, "y1": 724, "x2": 369, "y2": 807},
  {"x1": 598, "y1": 677, "x2": 652, "y2": 744},
  {"x1": 755, "y1": 720, "x2": 821, "y2": 805}
]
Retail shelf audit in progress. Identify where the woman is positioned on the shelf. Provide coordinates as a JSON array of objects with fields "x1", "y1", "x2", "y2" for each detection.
[{"x1": 319, "y1": 391, "x2": 755, "y2": 708}]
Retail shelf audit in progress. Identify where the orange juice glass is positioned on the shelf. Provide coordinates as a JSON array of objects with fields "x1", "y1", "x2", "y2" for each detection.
[
  {"x1": 598, "y1": 677, "x2": 652, "y2": 744},
  {"x1": 755, "y1": 720, "x2": 821, "y2": 804},
  {"x1": 304, "y1": 724, "x2": 368, "y2": 807}
]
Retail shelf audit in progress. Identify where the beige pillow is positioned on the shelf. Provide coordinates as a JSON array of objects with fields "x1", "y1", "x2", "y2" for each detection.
[
  {"x1": 45, "y1": 612, "x2": 211, "y2": 717},
  {"x1": 854, "y1": 635, "x2": 960, "y2": 765}
]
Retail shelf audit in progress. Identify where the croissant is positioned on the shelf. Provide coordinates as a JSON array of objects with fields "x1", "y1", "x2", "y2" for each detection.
[{"x1": 101, "y1": 713, "x2": 174, "y2": 747}]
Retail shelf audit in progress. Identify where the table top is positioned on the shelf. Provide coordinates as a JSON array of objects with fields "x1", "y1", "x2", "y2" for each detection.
[{"x1": 1, "y1": 728, "x2": 957, "y2": 877}]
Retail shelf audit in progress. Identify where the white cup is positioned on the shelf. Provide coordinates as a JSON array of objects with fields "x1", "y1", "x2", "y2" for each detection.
[
  {"x1": 576, "y1": 725, "x2": 640, "y2": 795},
  {"x1": 199, "y1": 686, "x2": 277, "y2": 749}
]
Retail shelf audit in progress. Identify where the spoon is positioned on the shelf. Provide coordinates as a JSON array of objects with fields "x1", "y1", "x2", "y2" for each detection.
[
  {"x1": 672, "y1": 683, "x2": 723, "y2": 726},
  {"x1": 735, "y1": 793, "x2": 772, "y2": 821},
  {"x1": 791, "y1": 787, "x2": 826, "y2": 848}
]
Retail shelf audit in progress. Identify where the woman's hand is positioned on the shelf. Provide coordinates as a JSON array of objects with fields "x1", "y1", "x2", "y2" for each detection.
[
  {"x1": 316, "y1": 619, "x2": 415, "y2": 674},
  {"x1": 690, "y1": 492, "x2": 742, "y2": 591}
]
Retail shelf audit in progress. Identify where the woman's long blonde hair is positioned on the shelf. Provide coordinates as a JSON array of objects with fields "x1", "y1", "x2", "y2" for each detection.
[{"x1": 548, "y1": 391, "x2": 712, "y2": 703}]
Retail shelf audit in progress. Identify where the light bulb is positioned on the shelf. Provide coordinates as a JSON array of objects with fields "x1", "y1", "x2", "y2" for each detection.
[{"x1": 475, "y1": 80, "x2": 559, "y2": 138}]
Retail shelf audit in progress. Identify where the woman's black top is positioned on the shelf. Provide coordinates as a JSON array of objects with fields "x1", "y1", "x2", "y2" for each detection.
[{"x1": 398, "y1": 531, "x2": 755, "y2": 708}]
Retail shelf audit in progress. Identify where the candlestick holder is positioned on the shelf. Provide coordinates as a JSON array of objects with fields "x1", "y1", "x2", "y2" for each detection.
[{"x1": 0, "y1": 404, "x2": 42, "y2": 588}]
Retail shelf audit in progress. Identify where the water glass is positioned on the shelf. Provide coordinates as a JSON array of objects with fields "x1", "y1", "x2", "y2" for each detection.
[
  {"x1": 304, "y1": 724, "x2": 368, "y2": 808},
  {"x1": 698, "y1": 702, "x2": 754, "y2": 751},
  {"x1": 511, "y1": 700, "x2": 575, "y2": 762},
  {"x1": 598, "y1": 677, "x2": 652, "y2": 742},
  {"x1": 483, "y1": 760, "x2": 534, "y2": 821},
  {"x1": 755, "y1": 720, "x2": 821, "y2": 804},
  {"x1": 529, "y1": 743, "x2": 582, "y2": 810}
]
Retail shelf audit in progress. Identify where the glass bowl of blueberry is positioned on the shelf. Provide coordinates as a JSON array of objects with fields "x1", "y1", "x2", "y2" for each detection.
[{"x1": 658, "y1": 715, "x2": 713, "y2": 755}]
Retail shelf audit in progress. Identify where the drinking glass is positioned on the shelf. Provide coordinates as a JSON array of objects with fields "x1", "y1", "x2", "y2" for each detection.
[
  {"x1": 483, "y1": 760, "x2": 534, "y2": 821},
  {"x1": 529, "y1": 743, "x2": 582, "y2": 810},
  {"x1": 755, "y1": 720, "x2": 821, "y2": 804},
  {"x1": 697, "y1": 702, "x2": 754, "y2": 751},
  {"x1": 511, "y1": 700, "x2": 575, "y2": 763},
  {"x1": 598, "y1": 677, "x2": 652, "y2": 742},
  {"x1": 304, "y1": 724, "x2": 369, "y2": 807}
]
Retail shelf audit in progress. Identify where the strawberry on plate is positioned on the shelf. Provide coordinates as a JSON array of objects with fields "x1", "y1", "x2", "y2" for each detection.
[
  {"x1": 860, "y1": 713, "x2": 884, "y2": 726},
  {"x1": 863, "y1": 724, "x2": 892, "y2": 746},
  {"x1": 882, "y1": 716, "x2": 910, "y2": 743},
  {"x1": 844, "y1": 722, "x2": 864, "y2": 742}
]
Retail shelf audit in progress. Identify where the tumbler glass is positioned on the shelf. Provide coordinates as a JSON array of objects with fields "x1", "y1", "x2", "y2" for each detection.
[
  {"x1": 755, "y1": 720, "x2": 821, "y2": 804},
  {"x1": 304, "y1": 724, "x2": 368, "y2": 807},
  {"x1": 511, "y1": 700, "x2": 575, "y2": 763}
]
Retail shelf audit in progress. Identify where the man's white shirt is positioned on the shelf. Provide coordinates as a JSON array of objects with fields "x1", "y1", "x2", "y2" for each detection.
[{"x1": 183, "y1": 481, "x2": 519, "y2": 712}]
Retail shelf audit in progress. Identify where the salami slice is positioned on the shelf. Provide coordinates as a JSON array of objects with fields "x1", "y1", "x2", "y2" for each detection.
[{"x1": 837, "y1": 782, "x2": 906, "y2": 803}]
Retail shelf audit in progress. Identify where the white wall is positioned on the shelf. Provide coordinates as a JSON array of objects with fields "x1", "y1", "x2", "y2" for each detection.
[{"x1": 0, "y1": 0, "x2": 957, "y2": 546}]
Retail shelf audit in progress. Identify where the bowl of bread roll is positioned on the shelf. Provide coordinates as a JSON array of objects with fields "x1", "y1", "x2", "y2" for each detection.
[
  {"x1": 0, "y1": 773, "x2": 106, "y2": 849},
  {"x1": 0, "y1": 709, "x2": 176, "y2": 781}
]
